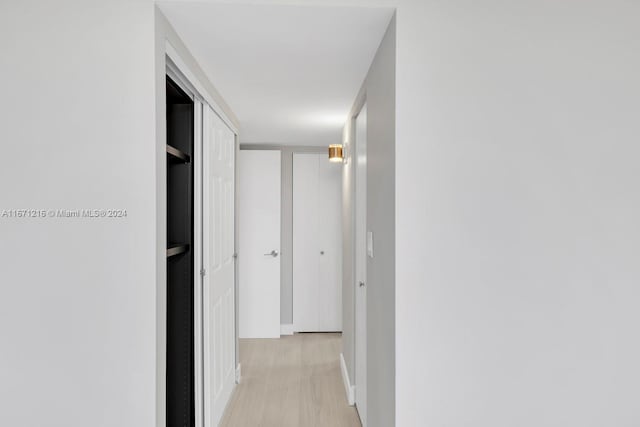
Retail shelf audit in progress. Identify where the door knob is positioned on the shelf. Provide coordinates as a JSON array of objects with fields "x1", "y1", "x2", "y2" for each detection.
[
  {"x1": 359, "y1": 281, "x2": 365, "y2": 287},
  {"x1": 264, "y1": 250, "x2": 279, "y2": 257},
  {"x1": 320, "y1": 251, "x2": 325, "y2": 255}
]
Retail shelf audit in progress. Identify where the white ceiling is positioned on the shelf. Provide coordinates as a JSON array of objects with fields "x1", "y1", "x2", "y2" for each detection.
[{"x1": 158, "y1": 2, "x2": 394, "y2": 146}]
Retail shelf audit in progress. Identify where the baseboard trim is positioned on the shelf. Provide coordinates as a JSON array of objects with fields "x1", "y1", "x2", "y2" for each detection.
[
  {"x1": 235, "y1": 363, "x2": 242, "y2": 384},
  {"x1": 340, "y1": 353, "x2": 355, "y2": 406},
  {"x1": 280, "y1": 324, "x2": 294, "y2": 336}
]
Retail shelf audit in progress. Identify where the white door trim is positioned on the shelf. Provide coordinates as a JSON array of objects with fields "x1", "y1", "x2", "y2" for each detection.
[
  {"x1": 193, "y1": 99, "x2": 205, "y2": 427},
  {"x1": 165, "y1": 40, "x2": 239, "y2": 135}
]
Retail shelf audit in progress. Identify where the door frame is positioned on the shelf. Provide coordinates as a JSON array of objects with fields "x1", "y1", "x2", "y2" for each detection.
[{"x1": 165, "y1": 41, "x2": 239, "y2": 427}]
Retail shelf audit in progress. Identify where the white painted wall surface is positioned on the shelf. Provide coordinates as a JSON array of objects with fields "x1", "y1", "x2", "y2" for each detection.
[
  {"x1": 281, "y1": 149, "x2": 294, "y2": 324},
  {"x1": 0, "y1": 3, "x2": 240, "y2": 427},
  {"x1": 3, "y1": 1, "x2": 640, "y2": 427},
  {"x1": 394, "y1": 1, "x2": 640, "y2": 426},
  {"x1": 322, "y1": 0, "x2": 640, "y2": 424},
  {"x1": 0, "y1": 2, "x2": 157, "y2": 426},
  {"x1": 361, "y1": 18, "x2": 396, "y2": 427},
  {"x1": 343, "y1": 15, "x2": 396, "y2": 427}
]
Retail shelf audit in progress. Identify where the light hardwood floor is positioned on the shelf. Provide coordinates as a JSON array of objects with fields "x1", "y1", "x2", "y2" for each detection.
[{"x1": 220, "y1": 333, "x2": 362, "y2": 427}]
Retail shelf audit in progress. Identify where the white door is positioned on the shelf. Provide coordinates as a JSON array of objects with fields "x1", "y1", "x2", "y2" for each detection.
[
  {"x1": 238, "y1": 150, "x2": 281, "y2": 338},
  {"x1": 292, "y1": 153, "x2": 342, "y2": 332},
  {"x1": 354, "y1": 105, "x2": 368, "y2": 426},
  {"x1": 202, "y1": 107, "x2": 236, "y2": 427}
]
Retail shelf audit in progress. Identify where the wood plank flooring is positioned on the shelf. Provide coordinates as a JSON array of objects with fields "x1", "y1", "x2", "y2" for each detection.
[{"x1": 220, "y1": 333, "x2": 362, "y2": 427}]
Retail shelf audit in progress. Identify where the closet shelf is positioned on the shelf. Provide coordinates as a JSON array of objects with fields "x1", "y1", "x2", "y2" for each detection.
[
  {"x1": 166, "y1": 145, "x2": 191, "y2": 163},
  {"x1": 167, "y1": 243, "x2": 190, "y2": 258}
]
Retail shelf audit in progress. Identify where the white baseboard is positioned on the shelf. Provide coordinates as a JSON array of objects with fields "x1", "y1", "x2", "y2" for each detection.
[
  {"x1": 280, "y1": 324, "x2": 294, "y2": 336},
  {"x1": 235, "y1": 363, "x2": 242, "y2": 384},
  {"x1": 340, "y1": 353, "x2": 355, "y2": 406}
]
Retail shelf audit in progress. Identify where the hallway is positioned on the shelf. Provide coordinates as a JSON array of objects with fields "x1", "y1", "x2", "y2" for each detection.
[{"x1": 220, "y1": 334, "x2": 361, "y2": 427}]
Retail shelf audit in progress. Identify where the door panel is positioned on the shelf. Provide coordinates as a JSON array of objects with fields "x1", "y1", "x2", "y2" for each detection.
[
  {"x1": 355, "y1": 105, "x2": 368, "y2": 427},
  {"x1": 293, "y1": 153, "x2": 342, "y2": 332},
  {"x1": 238, "y1": 150, "x2": 281, "y2": 338},
  {"x1": 317, "y1": 154, "x2": 343, "y2": 331},
  {"x1": 203, "y1": 108, "x2": 236, "y2": 427}
]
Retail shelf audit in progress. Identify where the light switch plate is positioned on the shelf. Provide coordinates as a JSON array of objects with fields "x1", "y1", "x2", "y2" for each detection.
[{"x1": 367, "y1": 231, "x2": 374, "y2": 258}]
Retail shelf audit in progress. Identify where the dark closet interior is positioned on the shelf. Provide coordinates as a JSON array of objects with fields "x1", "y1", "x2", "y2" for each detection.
[{"x1": 166, "y1": 76, "x2": 195, "y2": 427}]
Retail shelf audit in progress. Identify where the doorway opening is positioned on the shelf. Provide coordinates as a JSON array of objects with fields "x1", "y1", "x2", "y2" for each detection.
[
  {"x1": 166, "y1": 75, "x2": 195, "y2": 427},
  {"x1": 157, "y1": 2, "x2": 396, "y2": 426}
]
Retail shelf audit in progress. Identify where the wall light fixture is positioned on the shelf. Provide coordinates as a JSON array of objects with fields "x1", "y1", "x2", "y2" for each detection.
[{"x1": 328, "y1": 144, "x2": 344, "y2": 163}]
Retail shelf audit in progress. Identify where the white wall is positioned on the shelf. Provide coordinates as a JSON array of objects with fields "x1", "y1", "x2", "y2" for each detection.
[
  {"x1": 365, "y1": 16, "x2": 396, "y2": 427},
  {"x1": 0, "y1": 2, "x2": 239, "y2": 426},
  {"x1": 395, "y1": 0, "x2": 640, "y2": 426},
  {"x1": 342, "y1": 14, "x2": 396, "y2": 427},
  {"x1": 326, "y1": 0, "x2": 640, "y2": 424},
  {"x1": 4, "y1": 1, "x2": 640, "y2": 426},
  {"x1": 281, "y1": 149, "x2": 294, "y2": 324},
  {"x1": 0, "y1": 1, "x2": 157, "y2": 426}
]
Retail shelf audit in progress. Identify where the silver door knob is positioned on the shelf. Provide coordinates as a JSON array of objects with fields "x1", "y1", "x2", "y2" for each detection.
[
  {"x1": 264, "y1": 250, "x2": 279, "y2": 257},
  {"x1": 320, "y1": 251, "x2": 325, "y2": 255},
  {"x1": 359, "y1": 281, "x2": 365, "y2": 287}
]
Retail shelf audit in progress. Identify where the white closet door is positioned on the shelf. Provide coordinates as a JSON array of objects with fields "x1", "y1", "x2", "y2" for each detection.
[
  {"x1": 238, "y1": 150, "x2": 281, "y2": 339},
  {"x1": 203, "y1": 107, "x2": 236, "y2": 427},
  {"x1": 293, "y1": 153, "x2": 342, "y2": 332}
]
